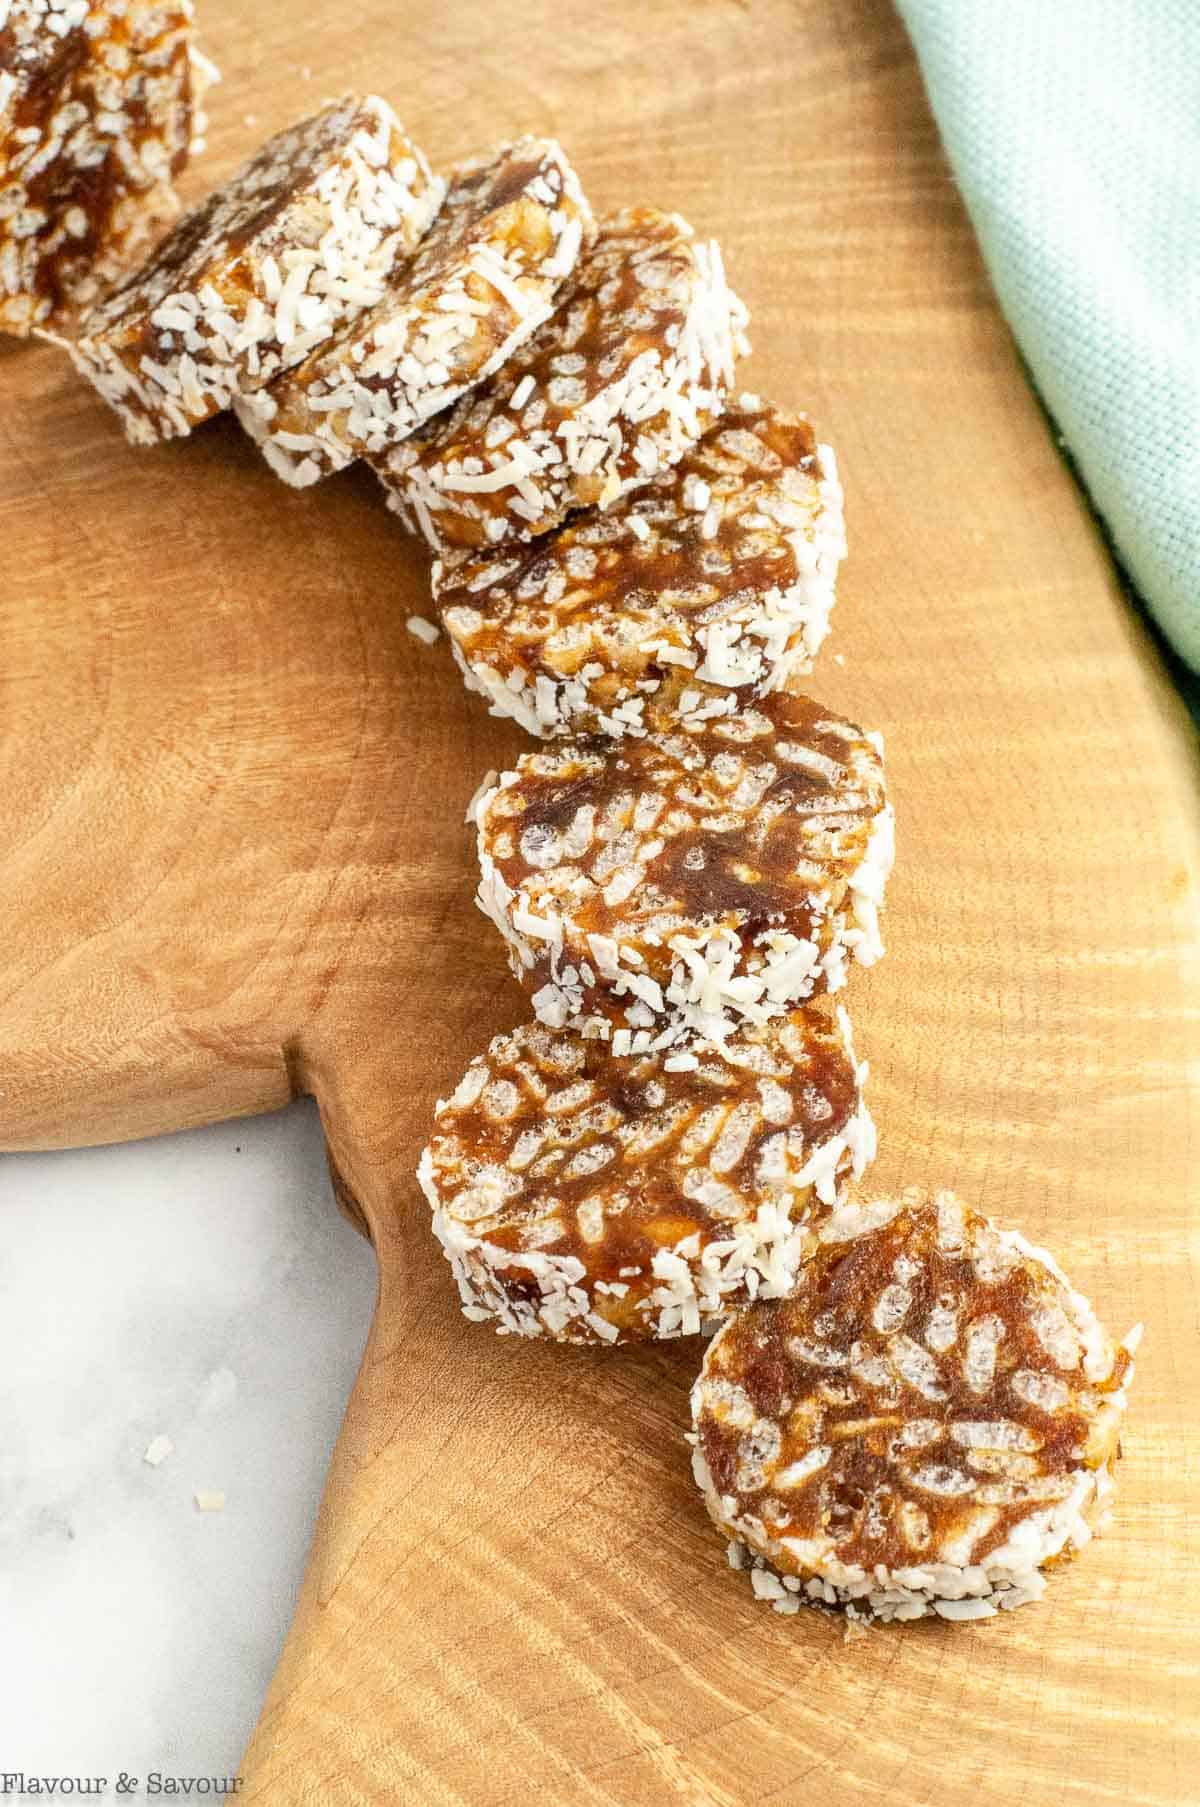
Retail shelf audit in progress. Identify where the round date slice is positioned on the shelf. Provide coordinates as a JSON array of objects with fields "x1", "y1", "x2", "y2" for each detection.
[
  {"x1": 418, "y1": 1004, "x2": 873, "y2": 1344},
  {"x1": 237, "y1": 136, "x2": 593, "y2": 485},
  {"x1": 474, "y1": 686, "x2": 893, "y2": 1049},
  {"x1": 382, "y1": 204, "x2": 749, "y2": 553},
  {"x1": 70, "y1": 94, "x2": 444, "y2": 441},
  {"x1": 435, "y1": 396, "x2": 845, "y2": 739},
  {"x1": 692, "y1": 1187, "x2": 1140, "y2": 1623}
]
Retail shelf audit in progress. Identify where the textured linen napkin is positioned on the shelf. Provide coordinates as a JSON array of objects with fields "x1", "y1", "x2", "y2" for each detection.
[{"x1": 897, "y1": 0, "x2": 1200, "y2": 685}]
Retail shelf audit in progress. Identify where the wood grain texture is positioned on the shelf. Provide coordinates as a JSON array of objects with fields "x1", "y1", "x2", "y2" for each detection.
[{"x1": 2, "y1": 1, "x2": 1198, "y2": 1801}]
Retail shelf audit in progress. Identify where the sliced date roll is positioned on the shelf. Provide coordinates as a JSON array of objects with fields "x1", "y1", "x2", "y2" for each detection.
[
  {"x1": 474, "y1": 687, "x2": 893, "y2": 1050},
  {"x1": 418, "y1": 1005, "x2": 874, "y2": 1344},
  {"x1": 236, "y1": 136, "x2": 594, "y2": 486},
  {"x1": 69, "y1": 94, "x2": 444, "y2": 442},
  {"x1": 1, "y1": 0, "x2": 213, "y2": 334},
  {"x1": 434, "y1": 396, "x2": 845, "y2": 739},
  {"x1": 691, "y1": 1187, "x2": 1140, "y2": 1623},
  {"x1": 381, "y1": 204, "x2": 749, "y2": 554}
]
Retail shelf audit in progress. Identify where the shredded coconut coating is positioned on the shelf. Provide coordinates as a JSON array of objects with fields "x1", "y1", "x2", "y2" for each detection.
[
  {"x1": 433, "y1": 396, "x2": 845, "y2": 740},
  {"x1": 474, "y1": 688, "x2": 893, "y2": 1050},
  {"x1": 692, "y1": 1187, "x2": 1140, "y2": 1624},
  {"x1": 379, "y1": 204, "x2": 750, "y2": 554},
  {"x1": 419, "y1": 1005, "x2": 874, "y2": 1345},
  {"x1": 1, "y1": 0, "x2": 212, "y2": 334},
  {"x1": 68, "y1": 93, "x2": 445, "y2": 442},
  {"x1": 235, "y1": 136, "x2": 594, "y2": 487}
]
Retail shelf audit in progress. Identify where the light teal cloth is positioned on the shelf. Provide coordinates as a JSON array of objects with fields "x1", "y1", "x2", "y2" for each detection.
[{"x1": 897, "y1": 1, "x2": 1200, "y2": 679}]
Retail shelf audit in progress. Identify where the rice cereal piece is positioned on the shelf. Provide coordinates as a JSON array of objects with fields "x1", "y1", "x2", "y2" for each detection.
[
  {"x1": 691, "y1": 1187, "x2": 1141, "y2": 1623},
  {"x1": 0, "y1": 0, "x2": 215, "y2": 334},
  {"x1": 235, "y1": 136, "x2": 594, "y2": 487},
  {"x1": 418, "y1": 1004, "x2": 874, "y2": 1345},
  {"x1": 67, "y1": 94, "x2": 445, "y2": 443},
  {"x1": 473, "y1": 688, "x2": 893, "y2": 1050},
  {"x1": 379, "y1": 204, "x2": 750, "y2": 554},
  {"x1": 434, "y1": 396, "x2": 845, "y2": 740}
]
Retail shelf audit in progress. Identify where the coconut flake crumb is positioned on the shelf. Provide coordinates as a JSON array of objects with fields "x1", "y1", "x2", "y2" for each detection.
[
  {"x1": 194, "y1": 1489, "x2": 226, "y2": 1512},
  {"x1": 143, "y1": 1435, "x2": 174, "y2": 1467},
  {"x1": 407, "y1": 615, "x2": 441, "y2": 644},
  {"x1": 198, "y1": 1366, "x2": 238, "y2": 1414},
  {"x1": 465, "y1": 769, "x2": 500, "y2": 824}
]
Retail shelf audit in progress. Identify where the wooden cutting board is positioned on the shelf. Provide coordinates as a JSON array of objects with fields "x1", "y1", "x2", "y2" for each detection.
[{"x1": 2, "y1": 1, "x2": 1197, "y2": 1800}]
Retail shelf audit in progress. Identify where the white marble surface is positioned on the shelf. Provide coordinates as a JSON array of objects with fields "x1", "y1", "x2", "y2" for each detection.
[{"x1": 0, "y1": 1101, "x2": 377, "y2": 1794}]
